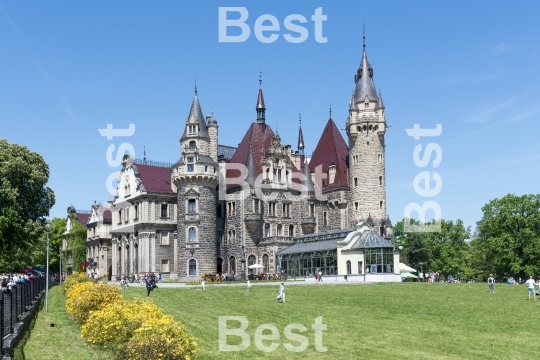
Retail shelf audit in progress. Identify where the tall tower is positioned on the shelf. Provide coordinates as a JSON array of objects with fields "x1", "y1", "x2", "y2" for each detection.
[
  {"x1": 173, "y1": 87, "x2": 219, "y2": 279},
  {"x1": 346, "y1": 32, "x2": 388, "y2": 233}
]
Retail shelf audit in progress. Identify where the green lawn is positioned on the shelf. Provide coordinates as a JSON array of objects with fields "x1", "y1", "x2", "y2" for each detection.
[
  {"x1": 120, "y1": 282, "x2": 540, "y2": 360},
  {"x1": 21, "y1": 286, "x2": 114, "y2": 360}
]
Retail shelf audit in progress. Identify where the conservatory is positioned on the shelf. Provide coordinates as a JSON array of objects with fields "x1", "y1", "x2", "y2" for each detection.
[{"x1": 276, "y1": 229, "x2": 353, "y2": 277}]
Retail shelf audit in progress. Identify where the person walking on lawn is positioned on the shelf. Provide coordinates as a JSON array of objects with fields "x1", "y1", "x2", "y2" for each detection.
[
  {"x1": 488, "y1": 274, "x2": 495, "y2": 293},
  {"x1": 525, "y1": 276, "x2": 536, "y2": 300}
]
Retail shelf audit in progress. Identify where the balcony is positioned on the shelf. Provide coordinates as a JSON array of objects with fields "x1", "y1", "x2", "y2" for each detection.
[
  {"x1": 301, "y1": 217, "x2": 317, "y2": 234},
  {"x1": 244, "y1": 213, "x2": 262, "y2": 233},
  {"x1": 259, "y1": 236, "x2": 295, "y2": 247},
  {"x1": 185, "y1": 213, "x2": 199, "y2": 223}
]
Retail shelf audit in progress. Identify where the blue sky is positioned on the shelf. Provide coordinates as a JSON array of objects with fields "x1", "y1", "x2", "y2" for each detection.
[{"x1": 1, "y1": 1, "x2": 539, "y2": 232}]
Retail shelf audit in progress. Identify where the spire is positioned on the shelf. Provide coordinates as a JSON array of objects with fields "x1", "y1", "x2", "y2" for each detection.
[
  {"x1": 143, "y1": 145, "x2": 147, "y2": 164},
  {"x1": 180, "y1": 88, "x2": 209, "y2": 141},
  {"x1": 329, "y1": 105, "x2": 332, "y2": 119},
  {"x1": 353, "y1": 26, "x2": 378, "y2": 104},
  {"x1": 298, "y1": 112, "x2": 305, "y2": 156},
  {"x1": 246, "y1": 146, "x2": 257, "y2": 185},
  {"x1": 256, "y1": 71, "x2": 266, "y2": 124}
]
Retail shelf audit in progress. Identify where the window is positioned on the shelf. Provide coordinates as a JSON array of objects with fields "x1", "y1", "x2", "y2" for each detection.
[
  {"x1": 346, "y1": 260, "x2": 351, "y2": 274},
  {"x1": 188, "y1": 227, "x2": 197, "y2": 242},
  {"x1": 162, "y1": 259, "x2": 170, "y2": 273},
  {"x1": 379, "y1": 176, "x2": 383, "y2": 186},
  {"x1": 266, "y1": 168, "x2": 270, "y2": 180},
  {"x1": 364, "y1": 102, "x2": 369, "y2": 108},
  {"x1": 189, "y1": 140, "x2": 196, "y2": 148},
  {"x1": 273, "y1": 169, "x2": 277, "y2": 182},
  {"x1": 254, "y1": 199, "x2": 260, "y2": 213},
  {"x1": 354, "y1": 178, "x2": 358, "y2": 187},
  {"x1": 248, "y1": 255, "x2": 256, "y2": 274},
  {"x1": 118, "y1": 210, "x2": 122, "y2": 224},
  {"x1": 310, "y1": 204, "x2": 315, "y2": 217},
  {"x1": 323, "y1": 212, "x2": 327, "y2": 226},
  {"x1": 229, "y1": 256, "x2": 236, "y2": 274},
  {"x1": 288, "y1": 224, "x2": 294, "y2": 237},
  {"x1": 264, "y1": 223, "x2": 270, "y2": 237},
  {"x1": 277, "y1": 224, "x2": 282, "y2": 236},
  {"x1": 380, "y1": 201, "x2": 383, "y2": 210},
  {"x1": 125, "y1": 184, "x2": 130, "y2": 197},
  {"x1": 216, "y1": 204, "x2": 222, "y2": 218},
  {"x1": 263, "y1": 254, "x2": 269, "y2": 273},
  {"x1": 134, "y1": 204, "x2": 139, "y2": 219},
  {"x1": 358, "y1": 261, "x2": 363, "y2": 275},
  {"x1": 188, "y1": 199, "x2": 196, "y2": 213},
  {"x1": 187, "y1": 157, "x2": 194, "y2": 172},
  {"x1": 277, "y1": 169, "x2": 282, "y2": 182},
  {"x1": 228, "y1": 229, "x2": 236, "y2": 244},
  {"x1": 269, "y1": 203, "x2": 276, "y2": 216},
  {"x1": 125, "y1": 208, "x2": 129, "y2": 223},
  {"x1": 282, "y1": 203, "x2": 291, "y2": 217},
  {"x1": 161, "y1": 204, "x2": 168, "y2": 218},
  {"x1": 365, "y1": 248, "x2": 394, "y2": 273},
  {"x1": 189, "y1": 259, "x2": 197, "y2": 276},
  {"x1": 161, "y1": 232, "x2": 170, "y2": 246},
  {"x1": 378, "y1": 154, "x2": 382, "y2": 163},
  {"x1": 188, "y1": 125, "x2": 197, "y2": 134},
  {"x1": 355, "y1": 202, "x2": 358, "y2": 210}
]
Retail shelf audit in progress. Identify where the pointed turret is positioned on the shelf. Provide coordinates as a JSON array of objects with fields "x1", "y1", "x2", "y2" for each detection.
[
  {"x1": 180, "y1": 86, "x2": 209, "y2": 141},
  {"x1": 375, "y1": 90, "x2": 385, "y2": 109},
  {"x1": 256, "y1": 71, "x2": 266, "y2": 124},
  {"x1": 353, "y1": 30, "x2": 378, "y2": 104}
]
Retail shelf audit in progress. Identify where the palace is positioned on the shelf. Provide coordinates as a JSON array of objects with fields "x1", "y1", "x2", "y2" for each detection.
[{"x1": 69, "y1": 37, "x2": 401, "y2": 282}]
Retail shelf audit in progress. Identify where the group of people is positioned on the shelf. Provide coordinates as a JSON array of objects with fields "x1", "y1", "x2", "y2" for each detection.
[
  {"x1": 1, "y1": 272, "x2": 41, "y2": 292},
  {"x1": 417, "y1": 271, "x2": 464, "y2": 283},
  {"x1": 489, "y1": 274, "x2": 540, "y2": 300}
]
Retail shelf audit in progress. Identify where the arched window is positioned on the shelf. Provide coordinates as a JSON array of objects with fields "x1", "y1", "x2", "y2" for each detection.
[
  {"x1": 229, "y1": 256, "x2": 236, "y2": 274},
  {"x1": 248, "y1": 255, "x2": 256, "y2": 275},
  {"x1": 288, "y1": 225, "x2": 294, "y2": 237},
  {"x1": 277, "y1": 224, "x2": 282, "y2": 236},
  {"x1": 263, "y1": 254, "x2": 269, "y2": 273},
  {"x1": 346, "y1": 260, "x2": 351, "y2": 275},
  {"x1": 188, "y1": 227, "x2": 196, "y2": 242},
  {"x1": 189, "y1": 140, "x2": 196, "y2": 148},
  {"x1": 264, "y1": 223, "x2": 270, "y2": 237},
  {"x1": 189, "y1": 259, "x2": 197, "y2": 276}
]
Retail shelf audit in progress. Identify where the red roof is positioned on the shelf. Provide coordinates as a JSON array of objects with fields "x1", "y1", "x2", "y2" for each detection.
[
  {"x1": 134, "y1": 164, "x2": 174, "y2": 194},
  {"x1": 228, "y1": 122, "x2": 275, "y2": 180},
  {"x1": 310, "y1": 118, "x2": 349, "y2": 190},
  {"x1": 76, "y1": 213, "x2": 90, "y2": 226}
]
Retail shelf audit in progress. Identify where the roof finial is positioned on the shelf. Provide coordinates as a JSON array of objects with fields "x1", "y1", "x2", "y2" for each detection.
[
  {"x1": 299, "y1": 112, "x2": 302, "y2": 126},
  {"x1": 363, "y1": 21, "x2": 366, "y2": 51},
  {"x1": 143, "y1": 144, "x2": 147, "y2": 164},
  {"x1": 212, "y1": 107, "x2": 214, "y2": 115},
  {"x1": 329, "y1": 105, "x2": 332, "y2": 119},
  {"x1": 276, "y1": 123, "x2": 278, "y2": 132},
  {"x1": 194, "y1": 78, "x2": 197, "y2": 95},
  {"x1": 259, "y1": 70, "x2": 262, "y2": 88}
]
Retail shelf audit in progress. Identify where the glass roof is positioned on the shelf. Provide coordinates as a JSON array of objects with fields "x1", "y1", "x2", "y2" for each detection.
[{"x1": 352, "y1": 230, "x2": 394, "y2": 249}]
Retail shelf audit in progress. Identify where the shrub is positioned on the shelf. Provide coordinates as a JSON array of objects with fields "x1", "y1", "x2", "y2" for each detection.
[
  {"x1": 62, "y1": 272, "x2": 93, "y2": 296},
  {"x1": 66, "y1": 283, "x2": 122, "y2": 324},
  {"x1": 123, "y1": 323, "x2": 199, "y2": 360},
  {"x1": 81, "y1": 298, "x2": 174, "y2": 351}
]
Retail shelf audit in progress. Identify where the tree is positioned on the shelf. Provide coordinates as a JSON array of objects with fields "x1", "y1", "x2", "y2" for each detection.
[
  {"x1": 0, "y1": 139, "x2": 55, "y2": 271},
  {"x1": 476, "y1": 194, "x2": 540, "y2": 279}
]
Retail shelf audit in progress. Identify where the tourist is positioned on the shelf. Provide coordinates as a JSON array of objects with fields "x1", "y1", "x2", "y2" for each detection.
[
  {"x1": 247, "y1": 280, "x2": 251, "y2": 291},
  {"x1": 146, "y1": 277, "x2": 153, "y2": 297},
  {"x1": 318, "y1": 270, "x2": 323, "y2": 282},
  {"x1": 158, "y1": 272, "x2": 162, "y2": 283},
  {"x1": 456, "y1": 273, "x2": 461, "y2": 282},
  {"x1": 1, "y1": 277, "x2": 7, "y2": 292},
  {"x1": 488, "y1": 274, "x2": 495, "y2": 293},
  {"x1": 525, "y1": 276, "x2": 536, "y2": 300},
  {"x1": 278, "y1": 282, "x2": 285, "y2": 303}
]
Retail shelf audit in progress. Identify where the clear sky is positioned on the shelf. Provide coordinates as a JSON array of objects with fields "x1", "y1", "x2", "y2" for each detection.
[{"x1": 1, "y1": 1, "x2": 539, "y2": 233}]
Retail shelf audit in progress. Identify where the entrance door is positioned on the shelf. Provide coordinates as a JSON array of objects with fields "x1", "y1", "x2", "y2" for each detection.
[{"x1": 217, "y1": 258, "x2": 223, "y2": 274}]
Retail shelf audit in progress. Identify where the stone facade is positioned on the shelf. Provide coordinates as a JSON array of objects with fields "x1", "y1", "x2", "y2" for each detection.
[{"x1": 96, "y1": 43, "x2": 393, "y2": 282}]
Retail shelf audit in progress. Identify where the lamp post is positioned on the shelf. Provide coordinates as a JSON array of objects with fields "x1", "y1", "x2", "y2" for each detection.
[{"x1": 44, "y1": 221, "x2": 55, "y2": 312}]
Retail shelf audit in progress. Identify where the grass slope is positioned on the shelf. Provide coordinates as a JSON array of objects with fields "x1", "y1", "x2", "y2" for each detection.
[
  {"x1": 22, "y1": 286, "x2": 114, "y2": 360},
  {"x1": 122, "y1": 283, "x2": 540, "y2": 360}
]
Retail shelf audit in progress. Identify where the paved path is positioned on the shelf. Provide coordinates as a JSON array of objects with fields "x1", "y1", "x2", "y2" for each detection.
[{"x1": 108, "y1": 275, "x2": 370, "y2": 288}]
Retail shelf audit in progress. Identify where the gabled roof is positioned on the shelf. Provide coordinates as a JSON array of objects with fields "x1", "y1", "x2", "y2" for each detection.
[
  {"x1": 227, "y1": 122, "x2": 274, "y2": 180},
  {"x1": 133, "y1": 164, "x2": 174, "y2": 194},
  {"x1": 76, "y1": 213, "x2": 90, "y2": 226},
  {"x1": 310, "y1": 118, "x2": 349, "y2": 190},
  {"x1": 350, "y1": 229, "x2": 394, "y2": 249}
]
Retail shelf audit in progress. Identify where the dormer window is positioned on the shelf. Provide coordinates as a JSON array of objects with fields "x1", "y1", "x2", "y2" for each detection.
[
  {"x1": 188, "y1": 125, "x2": 197, "y2": 134},
  {"x1": 364, "y1": 102, "x2": 369, "y2": 108},
  {"x1": 189, "y1": 140, "x2": 196, "y2": 148},
  {"x1": 274, "y1": 158, "x2": 279, "y2": 165}
]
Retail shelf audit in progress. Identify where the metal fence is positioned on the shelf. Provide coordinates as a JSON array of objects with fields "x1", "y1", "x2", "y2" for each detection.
[{"x1": 1, "y1": 276, "x2": 52, "y2": 352}]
